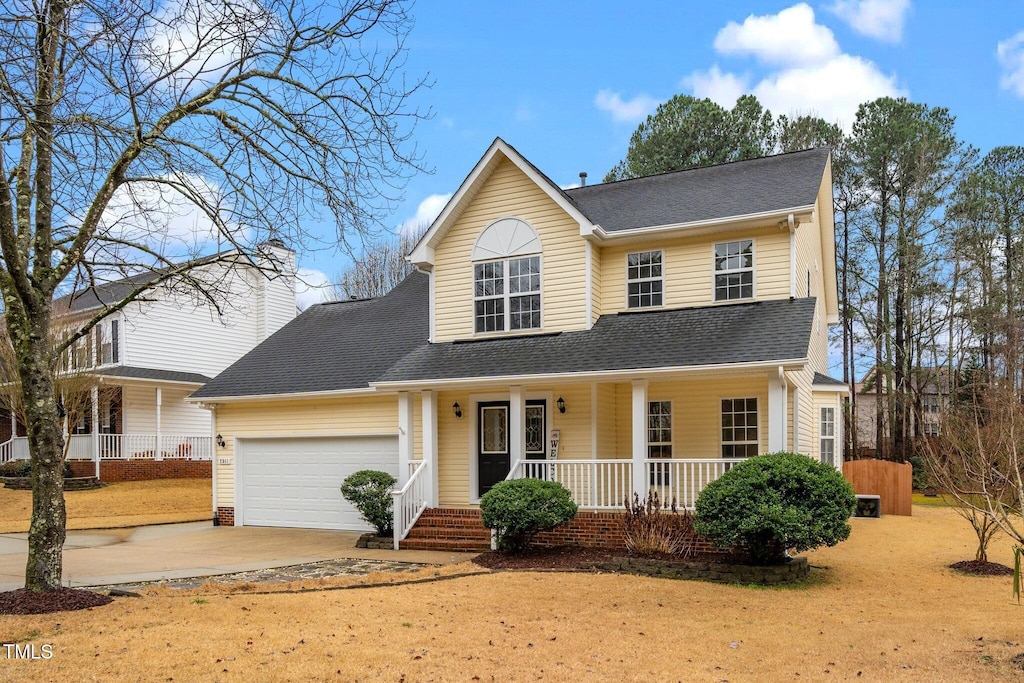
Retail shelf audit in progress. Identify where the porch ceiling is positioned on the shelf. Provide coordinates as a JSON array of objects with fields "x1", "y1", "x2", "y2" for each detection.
[{"x1": 375, "y1": 297, "x2": 814, "y2": 387}]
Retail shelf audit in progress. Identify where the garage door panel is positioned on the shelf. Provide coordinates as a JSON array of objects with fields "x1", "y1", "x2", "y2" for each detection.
[{"x1": 239, "y1": 436, "x2": 398, "y2": 530}]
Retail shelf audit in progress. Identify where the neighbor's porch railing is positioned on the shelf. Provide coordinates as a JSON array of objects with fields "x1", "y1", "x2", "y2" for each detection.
[
  {"x1": 63, "y1": 434, "x2": 213, "y2": 461},
  {"x1": 392, "y1": 460, "x2": 430, "y2": 550},
  {"x1": 507, "y1": 458, "x2": 746, "y2": 510}
]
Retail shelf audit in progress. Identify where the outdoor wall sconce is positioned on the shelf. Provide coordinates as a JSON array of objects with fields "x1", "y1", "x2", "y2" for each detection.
[
  {"x1": 452, "y1": 402, "x2": 463, "y2": 419},
  {"x1": 557, "y1": 396, "x2": 566, "y2": 414},
  {"x1": 216, "y1": 434, "x2": 226, "y2": 448}
]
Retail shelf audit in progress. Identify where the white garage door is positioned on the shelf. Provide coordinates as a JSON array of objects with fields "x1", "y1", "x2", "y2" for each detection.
[{"x1": 239, "y1": 436, "x2": 398, "y2": 530}]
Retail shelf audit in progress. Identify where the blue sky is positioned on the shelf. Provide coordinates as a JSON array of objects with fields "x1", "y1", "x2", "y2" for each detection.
[{"x1": 295, "y1": 0, "x2": 1024, "y2": 304}]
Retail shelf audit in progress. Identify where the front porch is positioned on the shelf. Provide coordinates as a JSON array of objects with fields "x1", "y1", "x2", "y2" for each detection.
[{"x1": 391, "y1": 368, "x2": 821, "y2": 549}]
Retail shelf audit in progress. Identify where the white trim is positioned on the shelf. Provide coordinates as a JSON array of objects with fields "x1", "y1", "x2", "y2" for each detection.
[
  {"x1": 625, "y1": 249, "x2": 665, "y2": 310},
  {"x1": 792, "y1": 385, "x2": 801, "y2": 454},
  {"x1": 631, "y1": 380, "x2": 648, "y2": 495},
  {"x1": 397, "y1": 392, "x2": 414, "y2": 486},
  {"x1": 820, "y1": 404, "x2": 837, "y2": 467},
  {"x1": 421, "y1": 390, "x2": 439, "y2": 507},
  {"x1": 589, "y1": 206, "x2": 816, "y2": 243},
  {"x1": 590, "y1": 382, "x2": 598, "y2": 459},
  {"x1": 584, "y1": 241, "x2": 593, "y2": 329},
  {"x1": 232, "y1": 436, "x2": 242, "y2": 526},
  {"x1": 768, "y1": 368, "x2": 786, "y2": 453},
  {"x1": 372, "y1": 358, "x2": 809, "y2": 391},
  {"x1": 471, "y1": 217, "x2": 542, "y2": 261},
  {"x1": 427, "y1": 267, "x2": 436, "y2": 343},
  {"x1": 98, "y1": 375, "x2": 206, "y2": 388},
  {"x1": 186, "y1": 387, "x2": 382, "y2": 404},
  {"x1": 409, "y1": 138, "x2": 594, "y2": 267},
  {"x1": 812, "y1": 382, "x2": 850, "y2": 394},
  {"x1": 210, "y1": 406, "x2": 218, "y2": 520}
]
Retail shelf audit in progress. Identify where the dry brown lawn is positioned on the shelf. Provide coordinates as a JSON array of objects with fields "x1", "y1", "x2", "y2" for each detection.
[
  {"x1": 1, "y1": 505, "x2": 1023, "y2": 682},
  {"x1": 0, "y1": 479, "x2": 211, "y2": 533}
]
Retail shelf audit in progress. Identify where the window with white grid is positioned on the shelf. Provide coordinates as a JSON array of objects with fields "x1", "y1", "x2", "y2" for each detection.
[
  {"x1": 714, "y1": 240, "x2": 754, "y2": 301},
  {"x1": 627, "y1": 250, "x2": 663, "y2": 308},
  {"x1": 820, "y1": 407, "x2": 836, "y2": 466},
  {"x1": 647, "y1": 400, "x2": 672, "y2": 459},
  {"x1": 474, "y1": 256, "x2": 541, "y2": 333},
  {"x1": 721, "y1": 398, "x2": 758, "y2": 458}
]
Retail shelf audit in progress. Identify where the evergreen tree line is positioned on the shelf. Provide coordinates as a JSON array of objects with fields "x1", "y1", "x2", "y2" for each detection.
[{"x1": 609, "y1": 94, "x2": 1024, "y2": 462}]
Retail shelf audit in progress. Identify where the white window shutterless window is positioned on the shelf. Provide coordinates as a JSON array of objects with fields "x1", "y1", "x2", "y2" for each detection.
[
  {"x1": 473, "y1": 256, "x2": 541, "y2": 333},
  {"x1": 714, "y1": 240, "x2": 754, "y2": 301},
  {"x1": 820, "y1": 407, "x2": 836, "y2": 466},
  {"x1": 471, "y1": 217, "x2": 543, "y2": 334},
  {"x1": 721, "y1": 398, "x2": 758, "y2": 458},
  {"x1": 627, "y1": 250, "x2": 663, "y2": 308},
  {"x1": 648, "y1": 400, "x2": 672, "y2": 486}
]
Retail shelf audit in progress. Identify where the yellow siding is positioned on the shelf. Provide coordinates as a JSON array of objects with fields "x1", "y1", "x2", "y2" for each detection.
[
  {"x1": 214, "y1": 395, "x2": 398, "y2": 507},
  {"x1": 796, "y1": 179, "x2": 832, "y2": 375},
  {"x1": 599, "y1": 227, "x2": 790, "y2": 314},
  {"x1": 433, "y1": 159, "x2": 588, "y2": 341},
  {"x1": 790, "y1": 367, "x2": 815, "y2": 457},
  {"x1": 590, "y1": 241, "x2": 602, "y2": 326},
  {"x1": 436, "y1": 390, "x2": 469, "y2": 507},
  {"x1": 595, "y1": 383, "x2": 617, "y2": 458}
]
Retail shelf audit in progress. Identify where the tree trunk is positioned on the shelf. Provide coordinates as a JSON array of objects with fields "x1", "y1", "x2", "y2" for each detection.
[{"x1": 8, "y1": 309, "x2": 66, "y2": 591}]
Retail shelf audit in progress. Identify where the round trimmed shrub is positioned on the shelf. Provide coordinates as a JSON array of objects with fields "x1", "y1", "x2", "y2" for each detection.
[
  {"x1": 480, "y1": 479, "x2": 578, "y2": 553},
  {"x1": 695, "y1": 451, "x2": 857, "y2": 565},
  {"x1": 340, "y1": 470, "x2": 397, "y2": 536}
]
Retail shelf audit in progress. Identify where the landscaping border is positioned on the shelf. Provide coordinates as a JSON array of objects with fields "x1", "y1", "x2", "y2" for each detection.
[{"x1": 587, "y1": 556, "x2": 810, "y2": 585}]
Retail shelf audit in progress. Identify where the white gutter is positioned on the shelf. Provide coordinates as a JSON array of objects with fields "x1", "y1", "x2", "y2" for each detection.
[
  {"x1": 371, "y1": 357, "x2": 809, "y2": 392},
  {"x1": 185, "y1": 387, "x2": 383, "y2": 404},
  {"x1": 587, "y1": 205, "x2": 815, "y2": 242}
]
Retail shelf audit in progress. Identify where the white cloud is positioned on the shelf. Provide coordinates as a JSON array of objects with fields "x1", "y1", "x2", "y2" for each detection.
[
  {"x1": 514, "y1": 104, "x2": 533, "y2": 123},
  {"x1": 687, "y1": 4, "x2": 904, "y2": 130},
  {"x1": 685, "y1": 66, "x2": 749, "y2": 108},
  {"x1": 829, "y1": 0, "x2": 911, "y2": 44},
  {"x1": 294, "y1": 267, "x2": 333, "y2": 310},
  {"x1": 750, "y1": 55, "x2": 902, "y2": 129},
  {"x1": 397, "y1": 193, "x2": 452, "y2": 236},
  {"x1": 998, "y1": 31, "x2": 1024, "y2": 98},
  {"x1": 713, "y1": 3, "x2": 840, "y2": 67},
  {"x1": 594, "y1": 89, "x2": 661, "y2": 123}
]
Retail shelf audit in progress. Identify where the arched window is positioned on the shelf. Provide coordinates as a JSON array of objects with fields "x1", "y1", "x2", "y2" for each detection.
[{"x1": 471, "y1": 218, "x2": 542, "y2": 333}]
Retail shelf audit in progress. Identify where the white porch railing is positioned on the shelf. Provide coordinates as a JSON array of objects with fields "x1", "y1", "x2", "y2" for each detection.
[
  {"x1": 392, "y1": 460, "x2": 430, "y2": 550},
  {"x1": 63, "y1": 434, "x2": 213, "y2": 461},
  {"x1": 507, "y1": 458, "x2": 746, "y2": 510},
  {"x1": 645, "y1": 458, "x2": 746, "y2": 508}
]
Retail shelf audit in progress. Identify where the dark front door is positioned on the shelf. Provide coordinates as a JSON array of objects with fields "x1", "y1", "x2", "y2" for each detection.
[{"x1": 478, "y1": 402, "x2": 510, "y2": 495}]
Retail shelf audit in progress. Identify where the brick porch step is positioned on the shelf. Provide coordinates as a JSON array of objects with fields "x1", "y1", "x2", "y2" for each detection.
[{"x1": 399, "y1": 508, "x2": 492, "y2": 551}]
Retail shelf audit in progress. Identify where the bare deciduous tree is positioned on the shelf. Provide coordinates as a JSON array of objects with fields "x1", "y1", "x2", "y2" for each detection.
[
  {"x1": 334, "y1": 223, "x2": 426, "y2": 300},
  {"x1": 0, "y1": 0, "x2": 426, "y2": 591}
]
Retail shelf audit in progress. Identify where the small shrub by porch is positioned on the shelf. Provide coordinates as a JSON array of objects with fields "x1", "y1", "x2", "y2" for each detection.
[{"x1": 480, "y1": 479, "x2": 578, "y2": 552}]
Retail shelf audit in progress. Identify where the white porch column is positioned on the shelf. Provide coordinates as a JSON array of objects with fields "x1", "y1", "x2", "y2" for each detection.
[
  {"x1": 421, "y1": 390, "x2": 438, "y2": 507},
  {"x1": 397, "y1": 391, "x2": 413, "y2": 486},
  {"x1": 509, "y1": 386, "x2": 524, "y2": 470},
  {"x1": 91, "y1": 387, "x2": 100, "y2": 478},
  {"x1": 155, "y1": 387, "x2": 163, "y2": 461},
  {"x1": 768, "y1": 369, "x2": 787, "y2": 453},
  {"x1": 631, "y1": 379, "x2": 648, "y2": 497},
  {"x1": 792, "y1": 387, "x2": 801, "y2": 454}
]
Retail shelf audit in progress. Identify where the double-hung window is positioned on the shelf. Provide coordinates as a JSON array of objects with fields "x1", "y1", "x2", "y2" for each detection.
[
  {"x1": 474, "y1": 256, "x2": 541, "y2": 333},
  {"x1": 627, "y1": 250, "x2": 663, "y2": 308},
  {"x1": 820, "y1": 407, "x2": 836, "y2": 466},
  {"x1": 714, "y1": 240, "x2": 754, "y2": 301},
  {"x1": 721, "y1": 398, "x2": 758, "y2": 458},
  {"x1": 648, "y1": 400, "x2": 672, "y2": 485}
]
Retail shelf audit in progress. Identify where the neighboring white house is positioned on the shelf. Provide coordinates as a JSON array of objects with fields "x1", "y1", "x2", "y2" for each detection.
[{"x1": 0, "y1": 242, "x2": 296, "y2": 471}]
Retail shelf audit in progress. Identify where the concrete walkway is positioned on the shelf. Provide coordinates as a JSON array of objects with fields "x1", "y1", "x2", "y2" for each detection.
[{"x1": 0, "y1": 522, "x2": 475, "y2": 591}]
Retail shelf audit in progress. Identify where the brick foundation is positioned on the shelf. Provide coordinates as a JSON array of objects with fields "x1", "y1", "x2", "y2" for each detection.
[
  {"x1": 217, "y1": 507, "x2": 235, "y2": 526},
  {"x1": 68, "y1": 458, "x2": 211, "y2": 483}
]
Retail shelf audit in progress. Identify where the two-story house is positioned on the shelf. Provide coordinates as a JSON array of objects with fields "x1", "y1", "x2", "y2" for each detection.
[
  {"x1": 0, "y1": 242, "x2": 296, "y2": 480},
  {"x1": 192, "y1": 139, "x2": 847, "y2": 547}
]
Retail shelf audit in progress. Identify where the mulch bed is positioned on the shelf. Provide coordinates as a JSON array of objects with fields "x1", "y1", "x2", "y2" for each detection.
[
  {"x1": 472, "y1": 545, "x2": 744, "y2": 571},
  {"x1": 949, "y1": 560, "x2": 1014, "y2": 576},
  {"x1": 0, "y1": 588, "x2": 113, "y2": 615}
]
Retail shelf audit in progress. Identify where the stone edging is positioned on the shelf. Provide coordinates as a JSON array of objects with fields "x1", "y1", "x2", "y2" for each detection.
[
  {"x1": 355, "y1": 532, "x2": 394, "y2": 549},
  {"x1": 1, "y1": 476, "x2": 106, "y2": 491},
  {"x1": 587, "y1": 555, "x2": 810, "y2": 585}
]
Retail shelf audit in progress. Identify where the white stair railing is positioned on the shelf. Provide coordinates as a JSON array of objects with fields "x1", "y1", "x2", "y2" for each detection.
[
  {"x1": 392, "y1": 460, "x2": 429, "y2": 550},
  {"x1": 0, "y1": 439, "x2": 14, "y2": 465}
]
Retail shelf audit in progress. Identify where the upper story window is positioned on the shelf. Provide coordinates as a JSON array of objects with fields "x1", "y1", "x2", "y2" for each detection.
[
  {"x1": 922, "y1": 394, "x2": 940, "y2": 414},
  {"x1": 714, "y1": 239, "x2": 754, "y2": 301},
  {"x1": 627, "y1": 250, "x2": 663, "y2": 309},
  {"x1": 472, "y1": 218, "x2": 543, "y2": 334},
  {"x1": 95, "y1": 319, "x2": 119, "y2": 366}
]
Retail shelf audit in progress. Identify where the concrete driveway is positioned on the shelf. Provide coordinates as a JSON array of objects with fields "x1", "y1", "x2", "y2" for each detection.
[{"x1": 0, "y1": 522, "x2": 472, "y2": 591}]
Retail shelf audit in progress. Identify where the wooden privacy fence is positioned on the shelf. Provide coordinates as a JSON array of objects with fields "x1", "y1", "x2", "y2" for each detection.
[{"x1": 842, "y1": 459, "x2": 912, "y2": 516}]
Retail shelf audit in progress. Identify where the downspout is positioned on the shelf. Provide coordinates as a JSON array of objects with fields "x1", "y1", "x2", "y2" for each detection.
[{"x1": 788, "y1": 213, "x2": 797, "y2": 299}]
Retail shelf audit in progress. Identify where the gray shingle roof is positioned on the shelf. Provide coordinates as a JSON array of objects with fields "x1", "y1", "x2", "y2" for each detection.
[
  {"x1": 812, "y1": 372, "x2": 847, "y2": 387},
  {"x1": 191, "y1": 272, "x2": 430, "y2": 399},
  {"x1": 376, "y1": 298, "x2": 816, "y2": 384},
  {"x1": 97, "y1": 366, "x2": 212, "y2": 384},
  {"x1": 564, "y1": 148, "x2": 829, "y2": 231}
]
